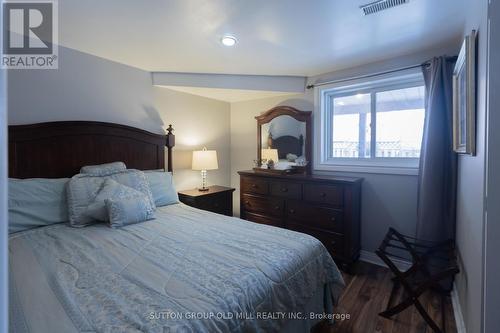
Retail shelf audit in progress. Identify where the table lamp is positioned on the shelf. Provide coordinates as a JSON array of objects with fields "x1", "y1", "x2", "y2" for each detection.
[
  {"x1": 261, "y1": 148, "x2": 279, "y2": 165},
  {"x1": 192, "y1": 147, "x2": 218, "y2": 191}
]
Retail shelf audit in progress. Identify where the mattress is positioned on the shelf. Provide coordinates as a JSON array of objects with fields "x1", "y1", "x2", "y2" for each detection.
[{"x1": 9, "y1": 203, "x2": 344, "y2": 333}]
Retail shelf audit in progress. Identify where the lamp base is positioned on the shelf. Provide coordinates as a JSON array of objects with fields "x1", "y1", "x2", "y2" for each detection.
[{"x1": 198, "y1": 170, "x2": 209, "y2": 192}]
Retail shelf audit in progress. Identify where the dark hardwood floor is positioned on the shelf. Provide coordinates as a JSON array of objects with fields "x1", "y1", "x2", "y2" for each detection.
[{"x1": 314, "y1": 261, "x2": 457, "y2": 333}]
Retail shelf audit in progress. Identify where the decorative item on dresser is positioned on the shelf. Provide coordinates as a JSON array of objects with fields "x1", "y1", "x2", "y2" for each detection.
[
  {"x1": 178, "y1": 185, "x2": 235, "y2": 216},
  {"x1": 238, "y1": 170, "x2": 362, "y2": 270}
]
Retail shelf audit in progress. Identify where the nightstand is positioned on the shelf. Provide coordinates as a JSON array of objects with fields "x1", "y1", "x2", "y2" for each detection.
[{"x1": 178, "y1": 185, "x2": 235, "y2": 216}]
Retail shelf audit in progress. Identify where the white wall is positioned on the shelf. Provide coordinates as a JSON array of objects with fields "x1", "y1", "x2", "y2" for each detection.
[
  {"x1": 454, "y1": 0, "x2": 489, "y2": 332},
  {"x1": 8, "y1": 46, "x2": 160, "y2": 133},
  {"x1": 153, "y1": 87, "x2": 231, "y2": 190},
  {"x1": 7, "y1": 46, "x2": 231, "y2": 191}
]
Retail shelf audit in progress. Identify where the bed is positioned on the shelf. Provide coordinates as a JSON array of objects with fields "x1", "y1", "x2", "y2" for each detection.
[{"x1": 8, "y1": 121, "x2": 344, "y2": 333}]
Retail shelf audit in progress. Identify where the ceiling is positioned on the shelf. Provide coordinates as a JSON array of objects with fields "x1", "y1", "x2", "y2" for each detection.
[{"x1": 59, "y1": 0, "x2": 466, "y2": 77}]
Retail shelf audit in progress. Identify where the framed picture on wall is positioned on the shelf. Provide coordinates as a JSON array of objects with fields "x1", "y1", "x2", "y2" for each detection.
[{"x1": 453, "y1": 30, "x2": 477, "y2": 155}]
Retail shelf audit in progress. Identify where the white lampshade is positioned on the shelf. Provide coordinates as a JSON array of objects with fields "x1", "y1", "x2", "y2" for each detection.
[
  {"x1": 192, "y1": 148, "x2": 218, "y2": 171},
  {"x1": 261, "y1": 148, "x2": 279, "y2": 162}
]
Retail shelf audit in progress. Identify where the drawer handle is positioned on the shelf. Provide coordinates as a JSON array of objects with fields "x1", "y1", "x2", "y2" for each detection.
[
  {"x1": 274, "y1": 205, "x2": 281, "y2": 210},
  {"x1": 289, "y1": 209, "x2": 295, "y2": 214},
  {"x1": 281, "y1": 187, "x2": 288, "y2": 193},
  {"x1": 251, "y1": 184, "x2": 257, "y2": 188},
  {"x1": 320, "y1": 192, "x2": 327, "y2": 198}
]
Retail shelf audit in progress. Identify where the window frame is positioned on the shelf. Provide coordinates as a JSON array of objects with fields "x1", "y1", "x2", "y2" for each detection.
[{"x1": 314, "y1": 70, "x2": 425, "y2": 176}]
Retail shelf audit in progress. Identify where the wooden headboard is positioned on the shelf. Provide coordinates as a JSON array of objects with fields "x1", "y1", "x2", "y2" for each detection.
[
  {"x1": 8, "y1": 121, "x2": 175, "y2": 179},
  {"x1": 270, "y1": 134, "x2": 304, "y2": 159}
]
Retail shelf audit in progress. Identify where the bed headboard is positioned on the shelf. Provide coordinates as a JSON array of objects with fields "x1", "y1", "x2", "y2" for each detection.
[
  {"x1": 8, "y1": 121, "x2": 175, "y2": 179},
  {"x1": 270, "y1": 134, "x2": 304, "y2": 159}
]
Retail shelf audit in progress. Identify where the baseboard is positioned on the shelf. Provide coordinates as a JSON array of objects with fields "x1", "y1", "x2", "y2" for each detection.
[
  {"x1": 451, "y1": 282, "x2": 466, "y2": 333},
  {"x1": 359, "y1": 250, "x2": 412, "y2": 271}
]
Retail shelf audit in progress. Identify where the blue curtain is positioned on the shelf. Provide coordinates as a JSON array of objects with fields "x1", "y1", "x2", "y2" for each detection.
[{"x1": 416, "y1": 57, "x2": 457, "y2": 242}]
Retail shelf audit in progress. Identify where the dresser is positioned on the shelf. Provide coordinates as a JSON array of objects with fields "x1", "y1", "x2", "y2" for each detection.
[
  {"x1": 238, "y1": 170, "x2": 362, "y2": 268},
  {"x1": 178, "y1": 186, "x2": 235, "y2": 216}
]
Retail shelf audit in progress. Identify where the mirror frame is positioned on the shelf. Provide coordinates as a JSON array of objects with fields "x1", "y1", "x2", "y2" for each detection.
[{"x1": 255, "y1": 106, "x2": 312, "y2": 174}]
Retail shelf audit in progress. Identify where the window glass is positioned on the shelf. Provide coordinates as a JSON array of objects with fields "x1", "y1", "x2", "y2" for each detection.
[
  {"x1": 375, "y1": 86, "x2": 425, "y2": 158},
  {"x1": 332, "y1": 93, "x2": 371, "y2": 158}
]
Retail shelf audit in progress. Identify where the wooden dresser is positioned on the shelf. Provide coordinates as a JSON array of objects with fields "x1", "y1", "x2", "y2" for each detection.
[{"x1": 238, "y1": 170, "x2": 362, "y2": 268}]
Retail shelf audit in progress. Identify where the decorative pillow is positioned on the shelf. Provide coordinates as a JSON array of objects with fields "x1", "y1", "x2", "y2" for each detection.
[
  {"x1": 8, "y1": 178, "x2": 69, "y2": 234},
  {"x1": 67, "y1": 169, "x2": 155, "y2": 227},
  {"x1": 106, "y1": 196, "x2": 155, "y2": 228},
  {"x1": 144, "y1": 170, "x2": 179, "y2": 206},
  {"x1": 110, "y1": 170, "x2": 155, "y2": 208},
  {"x1": 85, "y1": 178, "x2": 153, "y2": 221},
  {"x1": 80, "y1": 162, "x2": 126, "y2": 176}
]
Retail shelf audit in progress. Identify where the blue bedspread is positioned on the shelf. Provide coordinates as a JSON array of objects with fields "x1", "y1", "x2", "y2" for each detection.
[{"x1": 9, "y1": 204, "x2": 344, "y2": 332}]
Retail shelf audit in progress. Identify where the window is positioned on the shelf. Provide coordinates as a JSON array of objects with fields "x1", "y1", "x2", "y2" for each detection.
[{"x1": 316, "y1": 72, "x2": 425, "y2": 174}]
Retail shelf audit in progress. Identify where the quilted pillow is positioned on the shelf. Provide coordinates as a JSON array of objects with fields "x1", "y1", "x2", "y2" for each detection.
[
  {"x1": 106, "y1": 196, "x2": 155, "y2": 228},
  {"x1": 67, "y1": 169, "x2": 155, "y2": 227},
  {"x1": 85, "y1": 178, "x2": 154, "y2": 221},
  {"x1": 144, "y1": 170, "x2": 179, "y2": 206},
  {"x1": 66, "y1": 176, "x2": 104, "y2": 227},
  {"x1": 80, "y1": 162, "x2": 126, "y2": 176}
]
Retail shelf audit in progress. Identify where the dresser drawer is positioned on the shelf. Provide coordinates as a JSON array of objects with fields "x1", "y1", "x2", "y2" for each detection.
[
  {"x1": 287, "y1": 222, "x2": 344, "y2": 256},
  {"x1": 242, "y1": 194, "x2": 284, "y2": 217},
  {"x1": 287, "y1": 201, "x2": 343, "y2": 234},
  {"x1": 304, "y1": 184, "x2": 343, "y2": 206},
  {"x1": 241, "y1": 177, "x2": 269, "y2": 195},
  {"x1": 245, "y1": 212, "x2": 284, "y2": 228},
  {"x1": 270, "y1": 181, "x2": 302, "y2": 199}
]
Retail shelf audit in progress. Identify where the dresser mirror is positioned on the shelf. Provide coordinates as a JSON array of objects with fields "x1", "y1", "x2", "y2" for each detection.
[{"x1": 256, "y1": 106, "x2": 312, "y2": 174}]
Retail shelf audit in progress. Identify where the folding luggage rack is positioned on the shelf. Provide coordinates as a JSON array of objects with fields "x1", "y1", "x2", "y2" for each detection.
[{"x1": 376, "y1": 228, "x2": 459, "y2": 333}]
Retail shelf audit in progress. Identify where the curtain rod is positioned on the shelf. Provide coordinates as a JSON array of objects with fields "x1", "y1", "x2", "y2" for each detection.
[{"x1": 306, "y1": 63, "x2": 429, "y2": 90}]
